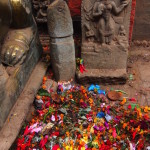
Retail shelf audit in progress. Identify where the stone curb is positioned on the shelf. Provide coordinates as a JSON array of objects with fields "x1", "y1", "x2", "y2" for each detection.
[{"x1": 0, "y1": 61, "x2": 47, "y2": 150}]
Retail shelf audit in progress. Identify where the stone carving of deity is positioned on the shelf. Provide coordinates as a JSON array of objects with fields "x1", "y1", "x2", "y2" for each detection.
[
  {"x1": 93, "y1": 0, "x2": 129, "y2": 44},
  {"x1": 82, "y1": 0, "x2": 130, "y2": 45},
  {"x1": 78, "y1": 0, "x2": 132, "y2": 84}
]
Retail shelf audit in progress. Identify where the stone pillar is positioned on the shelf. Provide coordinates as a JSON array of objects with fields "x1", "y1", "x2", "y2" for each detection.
[{"x1": 47, "y1": 0, "x2": 76, "y2": 81}]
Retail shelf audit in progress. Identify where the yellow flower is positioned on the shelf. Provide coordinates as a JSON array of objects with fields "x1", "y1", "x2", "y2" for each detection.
[
  {"x1": 79, "y1": 125, "x2": 83, "y2": 130},
  {"x1": 144, "y1": 106, "x2": 149, "y2": 113},
  {"x1": 123, "y1": 123, "x2": 127, "y2": 129},
  {"x1": 70, "y1": 140, "x2": 74, "y2": 146},
  {"x1": 81, "y1": 147, "x2": 86, "y2": 150},
  {"x1": 139, "y1": 130, "x2": 144, "y2": 135},
  {"x1": 136, "y1": 125, "x2": 141, "y2": 132},
  {"x1": 89, "y1": 98, "x2": 93, "y2": 104},
  {"x1": 70, "y1": 146, "x2": 73, "y2": 150},
  {"x1": 137, "y1": 108, "x2": 141, "y2": 112},
  {"x1": 138, "y1": 112, "x2": 142, "y2": 118},
  {"x1": 94, "y1": 118, "x2": 98, "y2": 123},
  {"x1": 92, "y1": 140, "x2": 98, "y2": 145},
  {"x1": 120, "y1": 98, "x2": 126, "y2": 105},
  {"x1": 90, "y1": 126, "x2": 94, "y2": 134},
  {"x1": 109, "y1": 135, "x2": 113, "y2": 141},
  {"x1": 65, "y1": 145, "x2": 70, "y2": 150},
  {"x1": 66, "y1": 131, "x2": 70, "y2": 137},
  {"x1": 109, "y1": 129, "x2": 113, "y2": 133}
]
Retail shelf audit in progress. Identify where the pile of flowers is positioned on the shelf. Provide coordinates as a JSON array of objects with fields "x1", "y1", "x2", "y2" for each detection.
[{"x1": 16, "y1": 79, "x2": 150, "y2": 150}]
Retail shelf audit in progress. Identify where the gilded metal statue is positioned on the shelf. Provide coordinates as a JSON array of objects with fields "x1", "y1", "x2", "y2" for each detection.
[
  {"x1": 0, "y1": 0, "x2": 42, "y2": 128},
  {"x1": 0, "y1": 0, "x2": 36, "y2": 66},
  {"x1": 93, "y1": 0, "x2": 129, "y2": 44}
]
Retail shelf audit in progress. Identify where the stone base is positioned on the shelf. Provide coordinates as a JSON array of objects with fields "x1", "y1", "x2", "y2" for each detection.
[
  {"x1": 0, "y1": 62, "x2": 47, "y2": 150},
  {"x1": 82, "y1": 42, "x2": 128, "y2": 69},
  {"x1": 0, "y1": 32, "x2": 42, "y2": 128},
  {"x1": 76, "y1": 69, "x2": 127, "y2": 85}
]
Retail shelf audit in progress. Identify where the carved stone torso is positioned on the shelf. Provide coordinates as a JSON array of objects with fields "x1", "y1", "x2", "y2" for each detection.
[{"x1": 82, "y1": 0, "x2": 131, "y2": 45}]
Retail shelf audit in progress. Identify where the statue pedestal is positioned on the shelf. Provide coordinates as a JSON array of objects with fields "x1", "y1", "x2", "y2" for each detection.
[
  {"x1": 76, "y1": 68, "x2": 127, "y2": 85},
  {"x1": 0, "y1": 32, "x2": 42, "y2": 128},
  {"x1": 76, "y1": 42, "x2": 128, "y2": 84}
]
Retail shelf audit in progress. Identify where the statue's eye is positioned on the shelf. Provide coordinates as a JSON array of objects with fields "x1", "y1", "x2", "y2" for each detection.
[{"x1": 57, "y1": 5, "x2": 64, "y2": 12}]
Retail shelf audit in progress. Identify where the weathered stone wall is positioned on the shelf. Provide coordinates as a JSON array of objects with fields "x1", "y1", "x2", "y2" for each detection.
[{"x1": 132, "y1": 0, "x2": 150, "y2": 40}]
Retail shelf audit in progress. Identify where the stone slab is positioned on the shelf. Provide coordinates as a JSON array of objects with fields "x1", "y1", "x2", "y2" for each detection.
[
  {"x1": 82, "y1": 44, "x2": 128, "y2": 70},
  {"x1": 0, "y1": 61, "x2": 47, "y2": 150},
  {"x1": 76, "y1": 69, "x2": 127, "y2": 85}
]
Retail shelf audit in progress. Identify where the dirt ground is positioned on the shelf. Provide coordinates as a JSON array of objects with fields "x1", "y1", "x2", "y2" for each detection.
[
  {"x1": 0, "y1": 44, "x2": 150, "y2": 150},
  {"x1": 101, "y1": 44, "x2": 150, "y2": 107}
]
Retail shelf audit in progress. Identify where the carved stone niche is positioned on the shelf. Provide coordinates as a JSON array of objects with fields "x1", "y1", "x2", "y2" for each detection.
[{"x1": 76, "y1": 0, "x2": 131, "y2": 84}]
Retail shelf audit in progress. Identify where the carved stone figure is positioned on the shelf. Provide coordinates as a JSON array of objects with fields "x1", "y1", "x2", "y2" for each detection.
[
  {"x1": 77, "y1": 0, "x2": 131, "y2": 84},
  {"x1": 47, "y1": 0, "x2": 76, "y2": 81},
  {"x1": 32, "y1": 0, "x2": 50, "y2": 23},
  {"x1": 32, "y1": 0, "x2": 68, "y2": 23},
  {"x1": 0, "y1": 0, "x2": 42, "y2": 128},
  {"x1": 92, "y1": 0, "x2": 129, "y2": 44}
]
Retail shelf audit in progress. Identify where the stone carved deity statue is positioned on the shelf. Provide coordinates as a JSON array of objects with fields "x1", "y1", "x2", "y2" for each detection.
[
  {"x1": 77, "y1": 0, "x2": 131, "y2": 84},
  {"x1": 93, "y1": 0, "x2": 129, "y2": 44},
  {"x1": 82, "y1": 0, "x2": 130, "y2": 46}
]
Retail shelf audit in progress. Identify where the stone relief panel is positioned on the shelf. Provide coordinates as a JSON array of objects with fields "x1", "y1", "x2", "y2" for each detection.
[
  {"x1": 32, "y1": 0, "x2": 68, "y2": 23},
  {"x1": 81, "y1": 0, "x2": 131, "y2": 46}
]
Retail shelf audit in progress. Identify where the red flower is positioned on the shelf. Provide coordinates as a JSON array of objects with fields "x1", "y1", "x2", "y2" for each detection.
[
  {"x1": 50, "y1": 131, "x2": 60, "y2": 137},
  {"x1": 80, "y1": 64, "x2": 86, "y2": 73},
  {"x1": 128, "y1": 104, "x2": 131, "y2": 109},
  {"x1": 23, "y1": 126, "x2": 31, "y2": 136},
  {"x1": 17, "y1": 137, "x2": 25, "y2": 149},
  {"x1": 143, "y1": 114, "x2": 149, "y2": 120},
  {"x1": 106, "y1": 140, "x2": 111, "y2": 145},
  {"x1": 45, "y1": 102, "x2": 50, "y2": 108},
  {"x1": 134, "y1": 107, "x2": 137, "y2": 111},
  {"x1": 52, "y1": 144, "x2": 60, "y2": 150},
  {"x1": 39, "y1": 135, "x2": 48, "y2": 148},
  {"x1": 132, "y1": 130, "x2": 137, "y2": 140},
  {"x1": 37, "y1": 110, "x2": 45, "y2": 116},
  {"x1": 129, "y1": 98, "x2": 136, "y2": 102}
]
